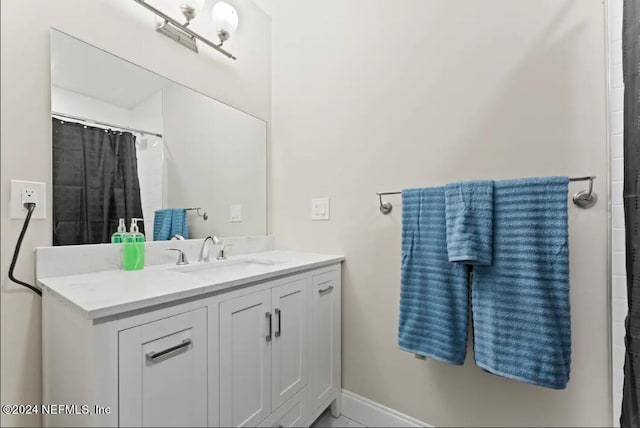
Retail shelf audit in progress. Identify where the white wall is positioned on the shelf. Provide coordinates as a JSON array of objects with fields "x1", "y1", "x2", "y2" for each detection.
[
  {"x1": 268, "y1": 0, "x2": 610, "y2": 426},
  {"x1": 163, "y1": 84, "x2": 267, "y2": 238},
  {"x1": 0, "y1": 1, "x2": 270, "y2": 426},
  {"x1": 608, "y1": 0, "x2": 626, "y2": 424},
  {"x1": 131, "y1": 91, "x2": 165, "y2": 237},
  {"x1": 52, "y1": 86, "x2": 132, "y2": 126},
  {"x1": 131, "y1": 91, "x2": 163, "y2": 134}
]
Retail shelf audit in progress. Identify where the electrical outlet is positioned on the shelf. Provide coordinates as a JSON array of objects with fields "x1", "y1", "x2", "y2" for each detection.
[
  {"x1": 10, "y1": 180, "x2": 46, "y2": 219},
  {"x1": 22, "y1": 187, "x2": 37, "y2": 205}
]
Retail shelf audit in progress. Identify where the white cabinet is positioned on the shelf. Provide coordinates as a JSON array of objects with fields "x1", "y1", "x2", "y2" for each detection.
[
  {"x1": 118, "y1": 308, "x2": 208, "y2": 427},
  {"x1": 42, "y1": 263, "x2": 341, "y2": 428},
  {"x1": 271, "y1": 278, "x2": 310, "y2": 410},
  {"x1": 310, "y1": 269, "x2": 341, "y2": 415},
  {"x1": 219, "y1": 278, "x2": 310, "y2": 426},
  {"x1": 219, "y1": 290, "x2": 272, "y2": 427}
]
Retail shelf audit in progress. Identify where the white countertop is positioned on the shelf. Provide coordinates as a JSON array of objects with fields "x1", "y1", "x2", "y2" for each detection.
[{"x1": 38, "y1": 251, "x2": 344, "y2": 320}]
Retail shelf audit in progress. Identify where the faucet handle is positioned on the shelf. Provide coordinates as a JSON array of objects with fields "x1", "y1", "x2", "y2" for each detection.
[
  {"x1": 167, "y1": 248, "x2": 189, "y2": 265},
  {"x1": 217, "y1": 243, "x2": 233, "y2": 260}
]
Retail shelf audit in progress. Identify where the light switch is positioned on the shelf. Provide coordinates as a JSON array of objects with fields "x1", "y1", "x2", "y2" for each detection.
[
  {"x1": 230, "y1": 204, "x2": 242, "y2": 222},
  {"x1": 311, "y1": 198, "x2": 330, "y2": 221}
]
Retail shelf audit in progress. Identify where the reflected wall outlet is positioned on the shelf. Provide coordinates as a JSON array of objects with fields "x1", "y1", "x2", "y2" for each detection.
[
  {"x1": 311, "y1": 198, "x2": 330, "y2": 221},
  {"x1": 230, "y1": 204, "x2": 242, "y2": 222},
  {"x1": 10, "y1": 180, "x2": 46, "y2": 219}
]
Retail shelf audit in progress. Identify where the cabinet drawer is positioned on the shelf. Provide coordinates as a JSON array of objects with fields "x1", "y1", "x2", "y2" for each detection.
[
  {"x1": 119, "y1": 308, "x2": 208, "y2": 427},
  {"x1": 313, "y1": 271, "x2": 336, "y2": 292},
  {"x1": 258, "y1": 386, "x2": 308, "y2": 428}
]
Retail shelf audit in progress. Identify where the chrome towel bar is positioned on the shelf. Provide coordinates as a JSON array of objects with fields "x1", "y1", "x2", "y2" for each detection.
[{"x1": 377, "y1": 176, "x2": 597, "y2": 214}]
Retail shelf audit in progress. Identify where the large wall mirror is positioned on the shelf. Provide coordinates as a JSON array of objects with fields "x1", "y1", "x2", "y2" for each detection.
[{"x1": 50, "y1": 29, "x2": 267, "y2": 246}]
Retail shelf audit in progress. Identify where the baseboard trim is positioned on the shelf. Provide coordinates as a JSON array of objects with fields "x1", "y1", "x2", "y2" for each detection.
[{"x1": 341, "y1": 390, "x2": 431, "y2": 427}]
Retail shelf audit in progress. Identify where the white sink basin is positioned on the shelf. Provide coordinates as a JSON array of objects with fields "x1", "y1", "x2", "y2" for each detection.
[{"x1": 171, "y1": 258, "x2": 281, "y2": 277}]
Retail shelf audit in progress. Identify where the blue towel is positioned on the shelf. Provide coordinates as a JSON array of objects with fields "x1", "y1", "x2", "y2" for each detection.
[
  {"x1": 472, "y1": 176, "x2": 571, "y2": 389},
  {"x1": 445, "y1": 180, "x2": 494, "y2": 265},
  {"x1": 153, "y1": 209, "x2": 189, "y2": 241},
  {"x1": 398, "y1": 187, "x2": 469, "y2": 365}
]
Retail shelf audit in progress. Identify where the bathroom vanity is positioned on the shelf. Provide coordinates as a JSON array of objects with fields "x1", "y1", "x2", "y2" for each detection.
[
  {"x1": 41, "y1": 30, "x2": 341, "y2": 428},
  {"x1": 37, "y1": 243, "x2": 343, "y2": 427}
]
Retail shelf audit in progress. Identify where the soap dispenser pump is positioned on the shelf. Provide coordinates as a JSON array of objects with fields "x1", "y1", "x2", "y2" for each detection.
[
  {"x1": 123, "y1": 218, "x2": 145, "y2": 271},
  {"x1": 111, "y1": 218, "x2": 127, "y2": 243}
]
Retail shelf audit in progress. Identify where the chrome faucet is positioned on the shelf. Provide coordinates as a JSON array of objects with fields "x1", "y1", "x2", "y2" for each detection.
[{"x1": 199, "y1": 236, "x2": 221, "y2": 262}]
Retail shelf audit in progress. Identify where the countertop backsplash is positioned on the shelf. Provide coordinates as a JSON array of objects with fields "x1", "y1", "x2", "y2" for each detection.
[{"x1": 36, "y1": 235, "x2": 275, "y2": 278}]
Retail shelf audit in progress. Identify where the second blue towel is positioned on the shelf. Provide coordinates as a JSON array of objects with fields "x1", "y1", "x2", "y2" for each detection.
[
  {"x1": 472, "y1": 176, "x2": 571, "y2": 389},
  {"x1": 398, "y1": 187, "x2": 469, "y2": 365},
  {"x1": 445, "y1": 180, "x2": 494, "y2": 265}
]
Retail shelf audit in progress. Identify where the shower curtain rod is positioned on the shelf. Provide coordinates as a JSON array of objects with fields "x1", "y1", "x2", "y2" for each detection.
[{"x1": 52, "y1": 112, "x2": 163, "y2": 138}]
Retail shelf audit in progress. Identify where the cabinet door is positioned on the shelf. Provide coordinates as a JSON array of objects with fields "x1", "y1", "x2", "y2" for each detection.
[
  {"x1": 310, "y1": 270, "x2": 341, "y2": 412},
  {"x1": 119, "y1": 308, "x2": 208, "y2": 427},
  {"x1": 219, "y1": 290, "x2": 272, "y2": 427},
  {"x1": 271, "y1": 278, "x2": 310, "y2": 411}
]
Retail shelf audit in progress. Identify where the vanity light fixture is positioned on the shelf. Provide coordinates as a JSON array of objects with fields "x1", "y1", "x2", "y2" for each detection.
[
  {"x1": 211, "y1": 1, "x2": 239, "y2": 46},
  {"x1": 179, "y1": 0, "x2": 203, "y2": 26},
  {"x1": 132, "y1": 0, "x2": 237, "y2": 60}
]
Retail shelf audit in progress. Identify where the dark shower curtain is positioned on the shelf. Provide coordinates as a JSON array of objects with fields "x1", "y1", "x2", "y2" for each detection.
[
  {"x1": 52, "y1": 119, "x2": 144, "y2": 245},
  {"x1": 621, "y1": 0, "x2": 640, "y2": 426}
]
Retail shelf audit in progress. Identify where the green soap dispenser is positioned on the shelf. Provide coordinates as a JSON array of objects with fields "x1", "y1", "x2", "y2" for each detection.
[
  {"x1": 123, "y1": 218, "x2": 145, "y2": 271},
  {"x1": 111, "y1": 218, "x2": 127, "y2": 243}
]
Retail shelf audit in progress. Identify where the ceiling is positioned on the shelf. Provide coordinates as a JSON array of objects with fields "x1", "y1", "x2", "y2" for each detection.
[{"x1": 51, "y1": 30, "x2": 170, "y2": 109}]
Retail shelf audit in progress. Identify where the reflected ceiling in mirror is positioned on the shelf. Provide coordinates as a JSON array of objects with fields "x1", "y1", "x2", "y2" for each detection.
[{"x1": 50, "y1": 29, "x2": 267, "y2": 246}]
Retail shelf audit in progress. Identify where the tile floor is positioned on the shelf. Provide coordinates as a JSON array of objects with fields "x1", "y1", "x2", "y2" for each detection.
[{"x1": 311, "y1": 408, "x2": 365, "y2": 428}]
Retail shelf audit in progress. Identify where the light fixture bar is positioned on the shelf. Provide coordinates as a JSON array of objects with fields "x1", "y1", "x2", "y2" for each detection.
[
  {"x1": 156, "y1": 20, "x2": 199, "y2": 52},
  {"x1": 132, "y1": 0, "x2": 237, "y2": 60}
]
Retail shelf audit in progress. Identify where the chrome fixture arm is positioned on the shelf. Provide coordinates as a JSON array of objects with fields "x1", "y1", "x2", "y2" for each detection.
[
  {"x1": 569, "y1": 176, "x2": 598, "y2": 209},
  {"x1": 377, "y1": 191, "x2": 402, "y2": 215},
  {"x1": 377, "y1": 176, "x2": 597, "y2": 214},
  {"x1": 186, "y1": 207, "x2": 208, "y2": 221},
  {"x1": 131, "y1": 0, "x2": 237, "y2": 60}
]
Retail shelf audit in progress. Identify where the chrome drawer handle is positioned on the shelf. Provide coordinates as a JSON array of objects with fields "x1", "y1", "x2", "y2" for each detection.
[
  {"x1": 146, "y1": 338, "x2": 192, "y2": 361},
  {"x1": 318, "y1": 285, "x2": 334, "y2": 295},
  {"x1": 275, "y1": 309, "x2": 281, "y2": 338},
  {"x1": 266, "y1": 312, "x2": 272, "y2": 342}
]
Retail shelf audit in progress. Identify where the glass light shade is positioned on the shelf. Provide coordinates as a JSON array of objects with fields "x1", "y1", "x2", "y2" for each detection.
[{"x1": 211, "y1": 2, "x2": 239, "y2": 34}]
